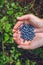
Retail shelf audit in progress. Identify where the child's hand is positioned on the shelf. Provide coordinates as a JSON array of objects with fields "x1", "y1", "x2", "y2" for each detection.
[{"x1": 13, "y1": 14, "x2": 43, "y2": 50}]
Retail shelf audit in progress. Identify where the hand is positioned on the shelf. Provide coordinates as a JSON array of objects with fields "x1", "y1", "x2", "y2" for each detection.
[{"x1": 13, "y1": 14, "x2": 43, "y2": 50}]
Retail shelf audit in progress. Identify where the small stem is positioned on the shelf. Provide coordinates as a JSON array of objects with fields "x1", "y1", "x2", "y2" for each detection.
[{"x1": 2, "y1": 31, "x2": 4, "y2": 55}]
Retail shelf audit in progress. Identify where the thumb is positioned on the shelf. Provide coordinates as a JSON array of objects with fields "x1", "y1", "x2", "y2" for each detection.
[{"x1": 17, "y1": 14, "x2": 32, "y2": 21}]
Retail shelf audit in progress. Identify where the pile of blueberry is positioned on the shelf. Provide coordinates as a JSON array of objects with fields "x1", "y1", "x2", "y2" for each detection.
[{"x1": 19, "y1": 23, "x2": 35, "y2": 41}]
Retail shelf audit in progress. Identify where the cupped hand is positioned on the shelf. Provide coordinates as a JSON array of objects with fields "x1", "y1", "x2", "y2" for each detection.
[{"x1": 13, "y1": 14, "x2": 43, "y2": 50}]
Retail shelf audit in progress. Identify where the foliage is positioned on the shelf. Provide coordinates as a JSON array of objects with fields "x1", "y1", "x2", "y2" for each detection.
[{"x1": 0, "y1": 0, "x2": 43, "y2": 65}]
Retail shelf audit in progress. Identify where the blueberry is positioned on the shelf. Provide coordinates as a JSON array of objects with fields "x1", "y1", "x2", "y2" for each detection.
[{"x1": 19, "y1": 23, "x2": 35, "y2": 41}]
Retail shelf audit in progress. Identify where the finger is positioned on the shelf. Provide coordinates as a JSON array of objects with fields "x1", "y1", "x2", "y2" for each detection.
[
  {"x1": 13, "y1": 28, "x2": 19, "y2": 33},
  {"x1": 20, "y1": 40, "x2": 31, "y2": 45},
  {"x1": 13, "y1": 31, "x2": 24, "y2": 44},
  {"x1": 29, "y1": 16, "x2": 42, "y2": 28},
  {"x1": 13, "y1": 21, "x2": 23, "y2": 32},
  {"x1": 13, "y1": 33, "x2": 18, "y2": 42},
  {"x1": 13, "y1": 33, "x2": 18, "y2": 38},
  {"x1": 14, "y1": 31, "x2": 24, "y2": 44},
  {"x1": 18, "y1": 41, "x2": 31, "y2": 46},
  {"x1": 17, "y1": 14, "x2": 31, "y2": 21},
  {"x1": 13, "y1": 37, "x2": 21, "y2": 44},
  {"x1": 13, "y1": 34, "x2": 21, "y2": 44},
  {"x1": 16, "y1": 38, "x2": 24, "y2": 45},
  {"x1": 35, "y1": 33, "x2": 43, "y2": 38},
  {"x1": 37, "y1": 33, "x2": 43, "y2": 37},
  {"x1": 34, "y1": 28, "x2": 43, "y2": 33},
  {"x1": 18, "y1": 33, "x2": 43, "y2": 50},
  {"x1": 30, "y1": 38, "x2": 43, "y2": 49},
  {"x1": 18, "y1": 37, "x2": 43, "y2": 50},
  {"x1": 13, "y1": 37, "x2": 17, "y2": 41},
  {"x1": 13, "y1": 31, "x2": 19, "y2": 40},
  {"x1": 18, "y1": 45, "x2": 29, "y2": 49},
  {"x1": 13, "y1": 30, "x2": 19, "y2": 37},
  {"x1": 32, "y1": 33, "x2": 42, "y2": 41},
  {"x1": 17, "y1": 43, "x2": 31, "y2": 50},
  {"x1": 17, "y1": 14, "x2": 43, "y2": 28}
]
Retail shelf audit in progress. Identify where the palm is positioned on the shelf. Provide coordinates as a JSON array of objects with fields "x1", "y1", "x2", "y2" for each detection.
[
  {"x1": 13, "y1": 14, "x2": 43, "y2": 49},
  {"x1": 13, "y1": 22, "x2": 43, "y2": 49}
]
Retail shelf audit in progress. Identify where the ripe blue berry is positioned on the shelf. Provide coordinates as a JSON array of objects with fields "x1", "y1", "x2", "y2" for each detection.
[{"x1": 19, "y1": 23, "x2": 35, "y2": 41}]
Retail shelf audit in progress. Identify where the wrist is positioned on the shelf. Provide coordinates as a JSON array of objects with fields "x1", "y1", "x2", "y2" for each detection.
[
  {"x1": 38, "y1": 18, "x2": 43, "y2": 27},
  {"x1": 41, "y1": 19, "x2": 43, "y2": 22}
]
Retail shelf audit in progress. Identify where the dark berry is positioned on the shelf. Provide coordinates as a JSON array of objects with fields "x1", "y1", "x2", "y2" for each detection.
[{"x1": 19, "y1": 23, "x2": 35, "y2": 41}]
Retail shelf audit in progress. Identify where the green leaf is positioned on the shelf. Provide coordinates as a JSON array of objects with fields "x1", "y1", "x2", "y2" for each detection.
[
  {"x1": 10, "y1": 49, "x2": 15, "y2": 54},
  {"x1": 33, "y1": 48, "x2": 42, "y2": 55},
  {"x1": 0, "y1": 22, "x2": 2, "y2": 32},
  {"x1": 15, "y1": 53, "x2": 21, "y2": 60},
  {"x1": 10, "y1": 38, "x2": 14, "y2": 43},
  {"x1": 4, "y1": 22, "x2": 11, "y2": 32},
  {"x1": 0, "y1": 0, "x2": 5, "y2": 5},
  {"x1": 40, "y1": 54, "x2": 43, "y2": 58},
  {"x1": 32, "y1": 62, "x2": 36, "y2": 65},
  {"x1": 4, "y1": 33, "x2": 9, "y2": 42},
  {"x1": 15, "y1": 12, "x2": 23, "y2": 18},
  {"x1": 25, "y1": 60, "x2": 30, "y2": 65},
  {"x1": 16, "y1": 60, "x2": 21, "y2": 65},
  {"x1": 3, "y1": 55, "x2": 11, "y2": 63},
  {"x1": 11, "y1": 3, "x2": 17, "y2": 8},
  {"x1": 1, "y1": 16, "x2": 8, "y2": 22},
  {"x1": 0, "y1": 62, "x2": 4, "y2": 65},
  {"x1": 7, "y1": 8, "x2": 14, "y2": 15}
]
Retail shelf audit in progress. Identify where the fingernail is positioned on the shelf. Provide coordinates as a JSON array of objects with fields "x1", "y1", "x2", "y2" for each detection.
[
  {"x1": 13, "y1": 34, "x2": 15, "y2": 37},
  {"x1": 17, "y1": 17, "x2": 20, "y2": 19},
  {"x1": 18, "y1": 46, "x2": 21, "y2": 48},
  {"x1": 13, "y1": 29, "x2": 16, "y2": 32},
  {"x1": 13, "y1": 37, "x2": 16, "y2": 40},
  {"x1": 12, "y1": 29, "x2": 14, "y2": 32}
]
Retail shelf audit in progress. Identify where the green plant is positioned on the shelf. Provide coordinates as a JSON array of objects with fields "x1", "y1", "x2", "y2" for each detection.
[
  {"x1": 0, "y1": 0, "x2": 5, "y2": 5},
  {"x1": 0, "y1": 0, "x2": 43, "y2": 65}
]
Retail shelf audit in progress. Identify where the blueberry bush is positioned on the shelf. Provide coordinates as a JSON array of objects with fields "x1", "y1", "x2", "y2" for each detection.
[{"x1": 0, "y1": 0, "x2": 43, "y2": 65}]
